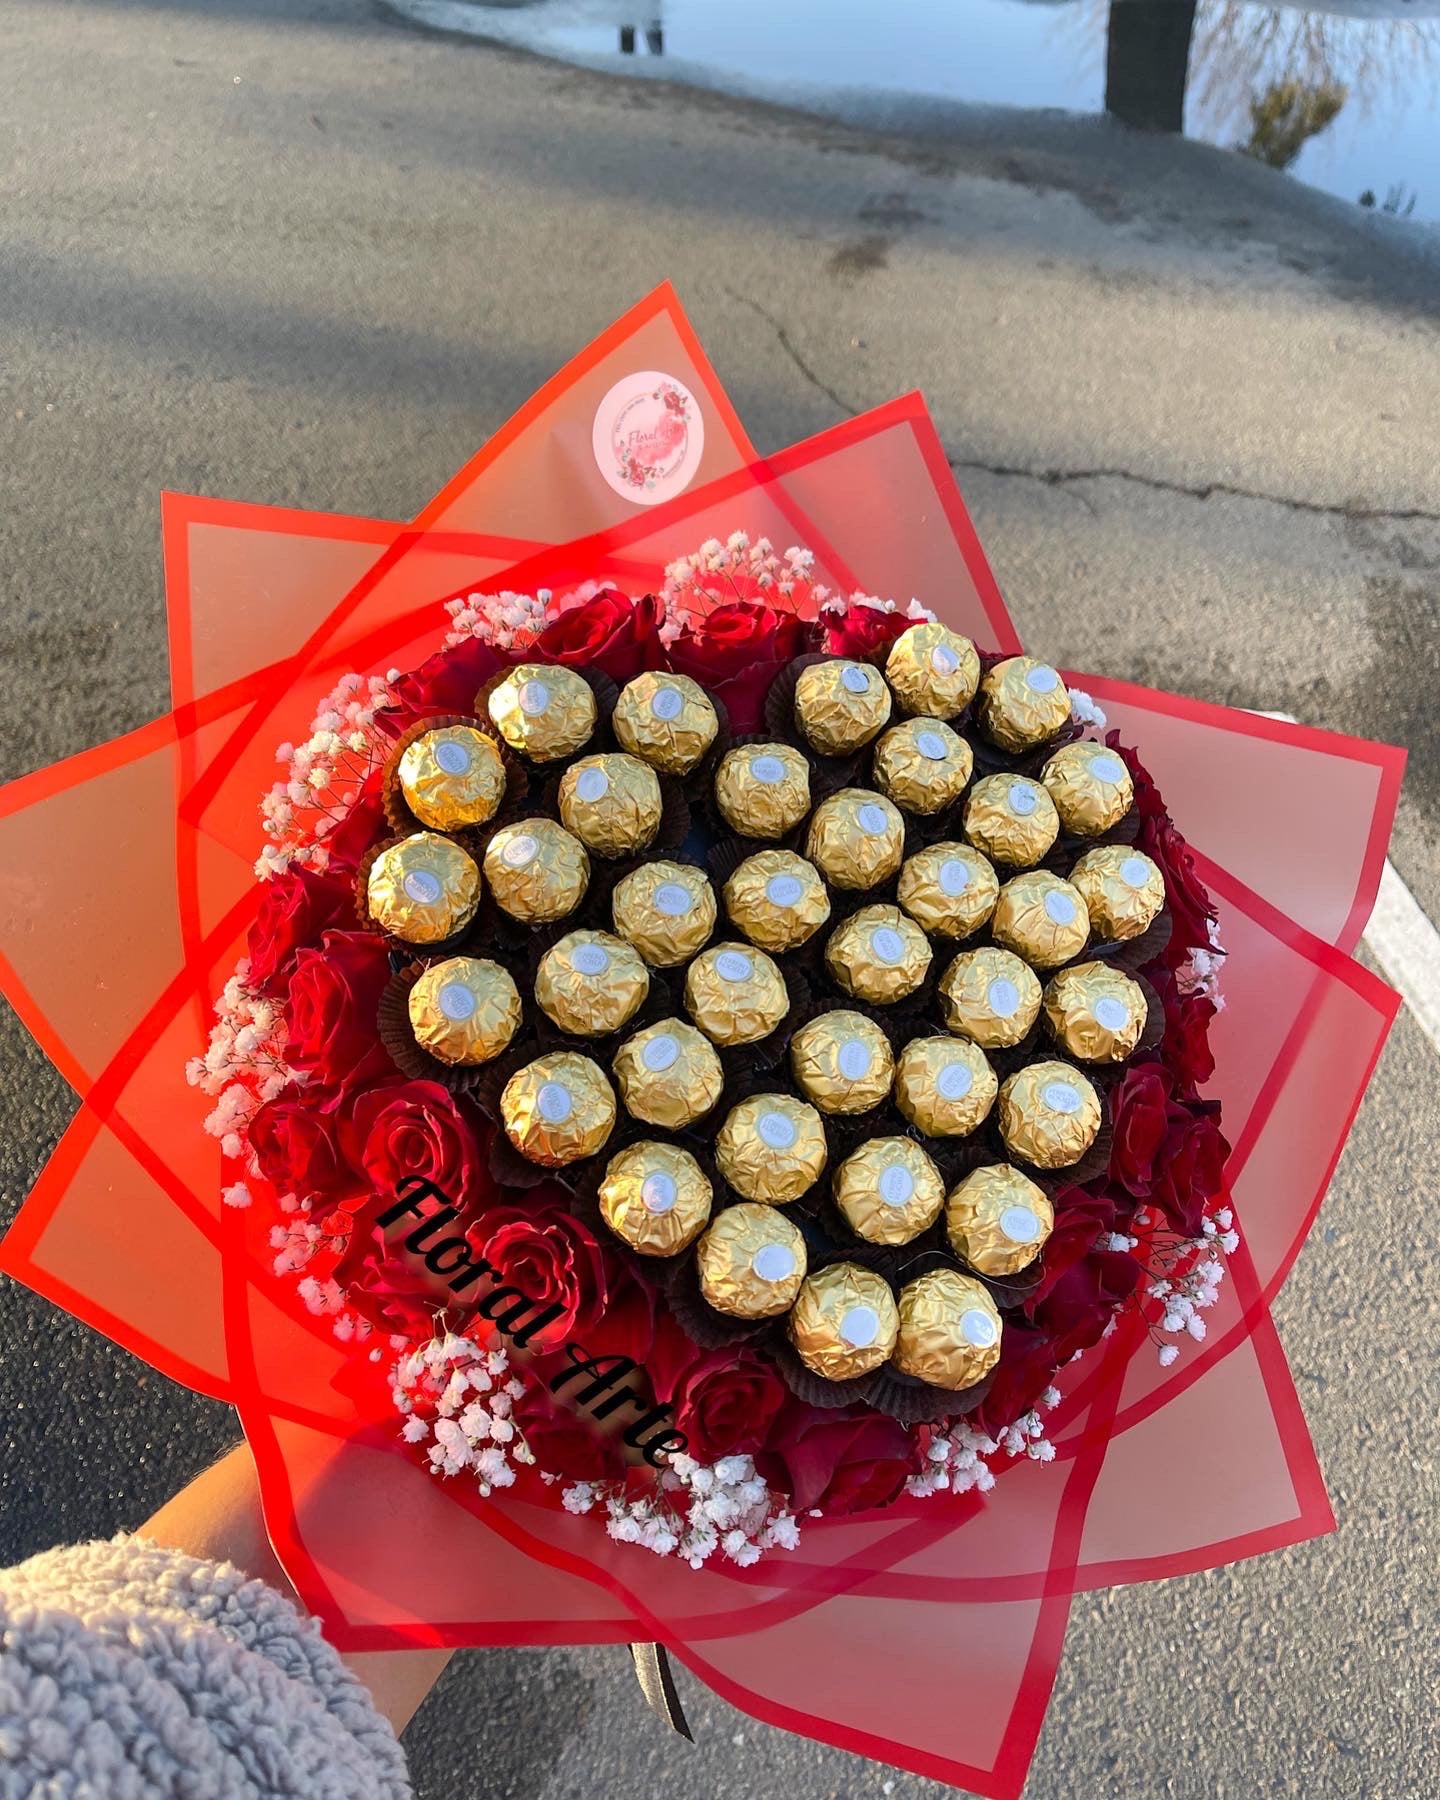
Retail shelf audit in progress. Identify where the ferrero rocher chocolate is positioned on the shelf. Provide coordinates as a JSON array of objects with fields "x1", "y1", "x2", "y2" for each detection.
[
  {"x1": 788, "y1": 1263, "x2": 899, "y2": 1381},
  {"x1": 612, "y1": 671, "x2": 718, "y2": 774},
  {"x1": 884, "y1": 622, "x2": 980, "y2": 720},
  {"x1": 684, "y1": 942, "x2": 789, "y2": 1047},
  {"x1": 824, "y1": 904, "x2": 932, "y2": 1005},
  {"x1": 557, "y1": 753, "x2": 663, "y2": 857},
  {"x1": 833, "y1": 1137, "x2": 945, "y2": 1246},
  {"x1": 938, "y1": 946, "x2": 1042, "y2": 1050},
  {"x1": 715, "y1": 1094, "x2": 827, "y2": 1204},
  {"x1": 977, "y1": 656, "x2": 1071, "y2": 753},
  {"x1": 894, "y1": 1035, "x2": 998, "y2": 1137},
  {"x1": 945, "y1": 1164, "x2": 1054, "y2": 1276},
  {"x1": 713, "y1": 743, "x2": 811, "y2": 840},
  {"x1": 534, "y1": 929, "x2": 649, "y2": 1037},
  {"x1": 892, "y1": 1269, "x2": 1002, "y2": 1390},
  {"x1": 696, "y1": 1202, "x2": 807, "y2": 1318},
  {"x1": 500, "y1": 1052, "x2": 616, "y2": 1166},
  {"x1": 789, "y1": 1010, "x2": 894, "y2": 1115},
  {"x1": 1040, "y1": 740, "x2": 1134, "y2": 836},
  {"x1": 1043, "y1": 961, "x2": 1146, "y2": 1062},
  {"x1": 407, "y1": 956, "x2": 521, "y2": 1065},
  {"x1": 485, "y1": 662, "x2": 596, "y2": 762},
  {"x1": 367, "y1": 832, "x2": 481, "y2": 944},
  {"x1": 610, "y1": 860, "x2": 716, "y2": 967},
  {"x1": 805, "y1": 788, "x2": 906, "y2": 890},
  {"x1": 396, "y1": 726, "x2": 507, "y2": 831},
  {"x1": 990, "y1": 871, "x2": 1091, "y2": 971},
  {"x1": 998, "y1": 1060, "x2": 1102, "y2": 1169},
  {"x1": 612, "y1": 1017, "x2": 726, "y2": 1129},
  {"x1": 482, "y1": 818, "x2": 589, "y2": 923},
  {"x1": 598, "y1": 1141, "x2": 713, "y2": 1257},
  {"x1": 722, "y1": 849, "x2": 831, "y2": 954},
  {"x1": 962, "y1": 774, "x2": 1060, "y2": 868},
  {"x1": 896, "y1": 842, "x2": 999, "y2": 939},
  {"x1": 1068, "y1": 846, "x2": 1167, "y2": 942},
  {"x1": 793, "y1": 658, "x2": 892, "y2": 756},
  {"x1": 871, "y1": 717, "x2": 972, "y2": 815}
]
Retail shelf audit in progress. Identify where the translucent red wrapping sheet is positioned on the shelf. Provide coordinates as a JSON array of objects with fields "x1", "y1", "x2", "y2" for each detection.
[{"x1": 0, "y1": 287, "x2": 1404, "y2": 1797}]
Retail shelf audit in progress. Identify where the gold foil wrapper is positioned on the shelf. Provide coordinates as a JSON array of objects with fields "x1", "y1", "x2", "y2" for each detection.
[
  {"x1": 612, "y1": 1017, "x2": 726, "y2": 1129},
  {"x1": 713, "y1": 743, "x2": 811, "y2": 839},
  {"x1": 696, "y1": 1202, "x2": 807, "y2": 1318},
  {"x1": 833, "y1": 1136, "x2": 945, "y2": 1246},
  {"x1": 871, "y1": 717, "x2": 973, "y2": 816},
  {"x1": 396, "y1": 726, "x2": 507, "y2": 831},
  {"x1": 534, "y1": 929, "x2": 650, "y2": 1037},
  {"x1": 893, "y1": 1269, "x2": 1003, "y2": 1389},
  {"x1": 789, "y1": 1009, "x2": 895, "y2": 1116},
  {"x1": 990, "y1": 871, "x2": 1091, "y2": 971},
  {"x1": 407, "y1": 956, "x2": 521, "y2": 1065},
  {"x1": 683, "y1": 941, "x2": 789, "y2": 1047},
  {"x1": 793, "y1": 658, "x2": 892, "y2": 756},
  {"x1": 557, "y1": 753, "x2": 663, "y2": 858},
  {"x1": 367, "y1": 832, "x2": 482, "y2": 944},
  {"x1": 482, "y1": 818, "x2": 590, "y2": 923},
  {"x1": 500, "y1": 1052, "x2": 616, "y2": 1166},
  {"x1": 715, "y1": 1093, "x2": 828, "y2": 1204},
  {"x1": 1040, "y1": 740, "x2": 1134, "y2": 836},
  {"x1": 884, "y1": 623, "x2": 981, "y2": 719},
  {"x1": 486, "y1": 662, "x2": 597, "y2": 762},
  {"x1": 945, "y1": 1164, "x2": 1054, "y2": 1276},
  {"x1": 598, "y1": 1140, "x2": 713, "y2": 1256},
  {"x1": 805, "y1": 787, "x2": 906, "y2": 890},
  {"x1": 939, "y1": 946, "x2": 1043, "y2": 1049},
  {"x1": 722, "y1": 849, "x2": 831, "y2": 954},
  {"x1": 1044, "y1": 961, "x2": 1146, "y2": 1062},
  {"x1": 788, "y1": 1262, "x2": 899, "y2": 1381},
  {"x1": 612, "y1": 671, "x2": 718, "y2": 774},
  {"x1": 824, "y1": 904, "x2": 932, "y2": 1005},
  {"x1": 894, "y1": 1035, "x2": 998, "y2": 1137},
  {"x1": 896, "y1": 842, "x2": 999, "y2": 939},
  {"x1": 1068, "y1": 846, "x2": 1166, "y2": 942},
  {"x1": 998, "y1": 1059, "x2": 1102, "y2": 1169},
  {"x1": 962, "y1": 774, "x2": 1060, "y2": 868},
  {"x1": 610, "y1": 860, "x2": 717, "y2": 967},
  {"x1": 977, "y1": 656, "x2": 1071, "y2": 753}
]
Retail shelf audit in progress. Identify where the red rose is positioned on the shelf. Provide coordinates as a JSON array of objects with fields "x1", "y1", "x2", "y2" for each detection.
[
  {"x1": 245, "y1": 868, "x2": 356, "y2": 993},
  {"x1": 1024, "y1": 1190, "x2": 1116, "y2": 1314},
  {"x1": 766, "y1": 1406, "x2": 918, "y2": 1515},
  {"x1": 385, "y1": 634, "x2": 505, "y2": 725},
  {"x1": 533, "y1": 591, "x2": 662, "y2": 683},
  {"x1": 646, "y1": 1321, "x2": 787, "y2": 1464},
  {"x1": 1150, "y1": 966, "x2": 1217, "y2": 1092},
  {"x1": 284, "y1": 930, "x2": 394, "y2": 1090},
  {"x1": 815, "y1": 603, "x2": 912, "y2": 663},
  {"x1": 1151, "y1": 1107, "x2": 1228, "y2": 1239},
  {"x1": 474, "y1": 1192, "x2": 650, "y2": 1358},
  {"x1": 1107, "y1": 1064, "x2": 1171, "y2": 1198},
  {"x1": 667, "y1": 601, "x2": 808, "y2": 732},
  {"x1": 248, "y1": 1098, "x2": 351, "y2": 1203},
  {"x1": 339, "y1": 1079, "x2": 487, "y2": 1208},
  {"x1": 323, "y1": 772, "x2": 389, "y2": 874},
  {"x1": 1120, "y1": 737, "x2": 1216, "y2": 961},
  {"x1": 509, "y1": 1380, "x2": 626, "y2": 1482},
  {"x1": 332, "y1": 1233, "x2": 458, "y2": 1337},
  {"x1": 1031, "y1": 1248, "x2": 1143, "y2": 1365},
  {"x1": 972, "y1": 1323, "x2": 1062, "y2": 1439}
]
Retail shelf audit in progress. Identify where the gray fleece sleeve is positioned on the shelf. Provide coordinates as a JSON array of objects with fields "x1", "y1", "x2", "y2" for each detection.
[{"x1": 0, "y1": 1535, "x2": 412, "y2": 1798}]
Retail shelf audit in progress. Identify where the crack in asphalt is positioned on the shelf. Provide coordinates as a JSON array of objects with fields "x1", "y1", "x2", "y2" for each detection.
[{"x1": 728, "y1": 287, "x2": 1440, "y2": 528}]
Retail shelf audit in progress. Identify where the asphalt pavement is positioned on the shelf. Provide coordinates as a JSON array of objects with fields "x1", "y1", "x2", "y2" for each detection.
[{"x1": 1, "y1": 3, "x2": 1437, "y2": 1796}]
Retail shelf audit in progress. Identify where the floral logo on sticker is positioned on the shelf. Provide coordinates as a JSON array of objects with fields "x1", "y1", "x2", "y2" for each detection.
[{"x1": 592, "y1": 370, "x2": 705, "y2": 506}]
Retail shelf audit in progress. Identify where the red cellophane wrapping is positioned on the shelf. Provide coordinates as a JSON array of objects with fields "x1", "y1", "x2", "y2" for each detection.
[{"x1": 0, "y1": 285, "x2": 1404, "y2": 1797}]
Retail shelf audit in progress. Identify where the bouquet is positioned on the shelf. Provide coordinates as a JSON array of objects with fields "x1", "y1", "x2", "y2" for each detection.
[{"x1": 0, "y1": 287, "x2": 1404, "y2": 1795}]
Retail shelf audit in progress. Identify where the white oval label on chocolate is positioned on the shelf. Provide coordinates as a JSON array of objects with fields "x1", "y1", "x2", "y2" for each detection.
[
  {"x1": 879, "y1": 1164, "x2": 915, "y2": 1207},
  {"x1": 930, "y1": 644, "x2": 959, "y2": 676},
  {"x1": 939, "y1": 857, "x2": 971, "y2": 898},
  {"x1": 765, "y1": 873, "x2": 804, "y2": 908},
  {"x1": 641, "y1": 1172, "x2": 677, "y2": 1215},
  {"x1": 837, "y1": 1038, "x2": 873, "y2": 1081},
  {"x1": 653, "y1": 881, "x2": 693, "y2": 917},
  {"x1": 1001, "y1": 1205, "x2": 1041, "y2": 1244},
  {"x1": 1121, "y1": 856, "x2": 1152, "y2": 889},
  {"x1": 402, "y1": 870, "x2": 442, "y2": 906},
  {"x1": 501, "y1": 833, "x2": 539, "y2": 869},
  {"x1": 537, "y1": 1081, "x2": 573, "y2": 1124},
  {"x1": 1044, "y1": 1081, "x2": 1083, "y2": 1115},
  {"x1": 570, "y1": 943, "x2": 610, "y2": 977},
  {"x1": 438, "y1": 982, "x2": 477, "y2": 1022},
  {"x1": 434, "y1": 739, "x2": 472, "y2": 776},
  {"x1": 1025, "y1": 665, "x2": 1060, "y2": 694},
  {"x1": 987, "y1": 977, "x2": 1021, "y2": 1018},
  {"x1": 641, "y1": 1033, "x2": 681, "y2": 1073},
  {"x1": 841, "y1": 664, "x2": 871, "y2": 694},
  {"x1": 752, "y1": 1244, "x2": 796, "y2": 1284},
  {"x1": 750, "y1": 754, "x2": 787, "y2": 785},
  {"x1": 1090, "y1": 754, "x2": 1125, "y2": 784},
  {"x1": 871, "y1": 926, "x2": 906, "y2": 965},
  {"x1": 1095, "y1": 996, "x2": 1130, "y2": 1031},
  {"x1": 650, "y1": 685, "x2": 684, "y2": 721},
  {"x1": 574, "y1": 765, "x2": 609, "y2": 803},
  {"x1": 1008, "y1": 783, "x2": 1038, "y2": 817},
  {"x1": 840, "y1": 1305, "x2": 881, "y2": 1349},
  {"x1": 961, "y1": 1308, "x2": 999, "y2": 1348},
  {"x1": 937, "y1": 1060, "x2": 973, "y2": 1101},
  {"x1": 857, "y1": 802, "x2": 890, "y2": 836},
  {"x1": 715, "y1": 950, "x2": 754, "y2": 984},
  {"x1": 1044, "y1": 890, "x2": 1078, "y2": 926},
  {"x1": 916, "y1": 729, "x2": 949, "y2": 761},
  {"x1": 518, "y1": 679, "x2": 551, "y2": 717},
  {"x1": 757, "y1": 1110, "x2": 798, "y2": 1151}
]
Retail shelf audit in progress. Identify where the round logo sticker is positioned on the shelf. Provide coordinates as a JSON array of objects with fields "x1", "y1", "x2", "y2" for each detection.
[
  {"x1": 765, "y1": 873, "x2": 804, "y2": 908},
  {"x1": 592, "y1": 370, "x2": 705, "y2": 508},
  {"x1": 434, "y1": 739, "x2": 472, "y2": 776},
  {"x1": 841, "y1": 665, "x2": 871, "y2": 694},
  {"x1": 653, "y1": 882, "x2": 693, "y2": 918},
  {"x1": 501, "y1": 833, "x2": 539, "y2": 869},
  {"x1": 438, "y1": 982, "x2": 477, "y2": 1022},
  {"x1": 930, "y1": 644, "x2": 959, "y2": 676},
  {"x1": 537, "y1": 1082, "x2": 573, "y2": 1124},
  {"x1": 402, "y1": 870, "x2": 442, "y2": 905},
  {"x1": 752, "y1": 1244, "x2": 796, "y2": 1284},
  {"x1": 937, "y1": 1060, "x2": 973, "y2": 1101},
  {"x1": 987, "y1": 978, "x2": 1020, "y2": 1019},
  {"x1": 518, "y1": 679, "x2": 551, "y2": 717},
  {"x1": 1095, "y1": 996, "x2": 1130, "y2": 1031},
  {"x1": 879, "y1": 1164, "x2": 915, "y2": 1207},
  {"x1": 961, "y1": 1308, "x2": 999, "y2": 1348},
  {"x1": 757, "y1": 1110, "x2": 798, "y2": 1151},
  {"x1": 641, "y1": 1173, "x2": 677, "y2": 1215},
  {"x1": 1001, "y1": 1205, "x2": 1041, "y2": 1244},
  {"x1": 570, "y1": 943, "x2": 610, "y2": 977},
  {"x1": 857, "y1": 802, "x2": 889, "y2": 836},
  {"x1": 1008, "y1": 782, "x2": 1038, "y2": 816},
  {"x1": 1090, "y1": 753, "x2": 1125, "y2": 784},
  {"x1": 840, "y1": 1305, "x2": 880, "y2": 1349},
  {"x1": 715, "y1": 950, "x2": 754, "y2": 984},
  {"x1": 837, "y1": 1039, "x2": 872, "y2": 1081},
  {"x1": 1025, "y1": 665, "x2": 1060, "y2": 694},
  {"x1": 574, "y1": 765, "x2": 610, "y2": 803},
  {"x1": 1044, "y1": 1081, "x2": 1083, "y2": 1116},
  {"x1": 939, "y1": 857, "x2": 970, "y2": 898},
  {"x1": 650, "y1": 684, "x2": 684, "y2": 721},
  {"x1": 871, "y1": 926, "x2": 906, "y2": 965},
  {"x1": 1044, "y1": 890, "x2": 1078, "y2": 926},
  {"x1": 750, "y1": 753, "x2": 786, "y2": 785},
  {"x1": 642, "y1": 1033, "x2": 681, "y2": 1073},
  {"x1": 916, "y1": 729, "x2": 949, "y2": 761},
  {"x1": 1121, "y1": 856, "x2": 1152, "y2": 889}
]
